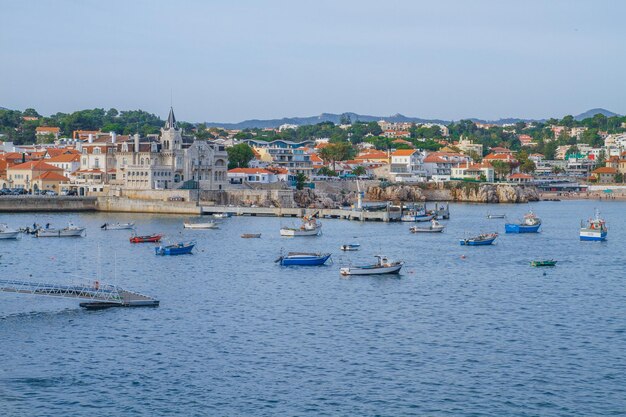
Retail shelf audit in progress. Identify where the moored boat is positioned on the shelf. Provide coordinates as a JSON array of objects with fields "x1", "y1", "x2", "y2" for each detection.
[
  {"x1": 505, "y1": 210, "x2": 541, "y2": 233},
  {"x1": 280, "y1": 216, "x2": 321, "y2": 236},
  {"x1": 401, "y1": 207, "x2": 434, "y2": 222},
  {"x1": 531, "y1": 260, "x2": 557, "y2": 267},
  {"x1": 155, "y1": 241, "x2": 195, "y2": 255},
  {"x1": 130, "y1": 233, "x2": 162, "y2": 243},
  {"x1": 36, "y1": 223, "x2": 85, "y2": 237},
  {"x1": 213, "y1": 213, "x2": 232, "y2": 219},
  {"x1": 275, "y1": 252, "x2": 331, "y2": 266},
  {"x1": 0, "y1": 224, "x2": 20, "y2": 239},
  {"x1": 486, "y1": 213, "x2": 506, "y2": 219},
  {"x1": 183, "y1": 221, "x2": 218, "y2": 229},
  {"x1": 101, "y1": 222, "x2": 135, "y2": 230},
  {"x1": 410, "y1": 219, "x2": 445, "y2": 233},
  {"x1": 580, "y1": 209, "x2": 607, "y2": 241},
  {"x1": 340, "y1": 255, "x2": 403, "y2": 276},
  {"x1": 241, "y1": 233, "x2": 261, "y2": 238},
  {"x1": 435, "y1": 203, "x2": 450, "y2": 220},
  {"x1": 340, "y1": 243, "x2": 360, "y2": 251},
  {"x1": 459, "y1": 233, "x2": 498, "y2": 246}
]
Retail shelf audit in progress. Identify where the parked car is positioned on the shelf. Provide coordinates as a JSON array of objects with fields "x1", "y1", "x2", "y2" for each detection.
[{"x1": 45, "y1": 190, "x2": 57, "y2": 196}]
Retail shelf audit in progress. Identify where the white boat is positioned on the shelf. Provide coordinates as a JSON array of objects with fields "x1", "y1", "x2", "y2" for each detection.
[
  {"x1": 184, "y1": 221, "x2": 219, "y2": 229},
  {"x1": 400, "y1": 209, "x2": 434, "y2": 222},
  {"x1": 580, "y1": 209, "x2": 607, "y2": 241},
  {"x1": 340, "y1": 255, "x2": 404, "y2": 276},
  {"x1": 410, "y1": 219, "x2": 445, "y2": 233},
  {"x1": 213, "y1": 213, "x2": 232, "y2": 219},
  {"x1": 36, "y1": 223, "x2": 85, "y2": 237},
  {"x1": 280, "y1": 216, "x2": 321, "y2": 237},
  {"x1": 340, "y1": 243, "x2": 360, "y2": 251},
  {"x1": 486, "y1": 213, "x2": 506, "y2": 219},
  {"x1": 0, "y1": 224, "x2": 20, "y2": 239},
  {"x1": 101, "y1": 222, "x2": 135, "y2": 230}
]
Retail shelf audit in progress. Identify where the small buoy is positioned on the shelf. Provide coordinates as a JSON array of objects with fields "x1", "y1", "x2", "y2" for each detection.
[
  {"x1": 460, "y1": 255, "x2": 466, "y2": 259},
  {"x1": 543, "y1": 272, "x2": 547, "y2": 276}
]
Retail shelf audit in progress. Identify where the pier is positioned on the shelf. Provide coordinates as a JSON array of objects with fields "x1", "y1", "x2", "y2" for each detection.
[
  {"x1": 0, "y1": 279, "x2": 159, "y2": 309},
  {"x1": 201, "y1": 205, "x2": 402, "y2": 222}
]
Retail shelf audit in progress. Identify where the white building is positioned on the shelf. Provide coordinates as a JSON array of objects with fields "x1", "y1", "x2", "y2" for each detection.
[{"x1": 389, "y1": 149, "x2": 426, "y2": 182}]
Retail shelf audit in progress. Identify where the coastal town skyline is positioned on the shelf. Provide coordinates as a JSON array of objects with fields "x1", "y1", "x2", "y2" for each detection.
[{"x1": 2, "y1": 1, "x2": 625, "y2": 122}]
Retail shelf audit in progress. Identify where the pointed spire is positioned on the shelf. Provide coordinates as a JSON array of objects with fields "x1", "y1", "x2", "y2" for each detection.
[{"x1": 165, "y1": 107, "x2": 177, "y2": 130}]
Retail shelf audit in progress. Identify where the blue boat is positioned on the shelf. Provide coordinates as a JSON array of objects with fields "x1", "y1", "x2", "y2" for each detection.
[
  {"x1": 580, "y1": 209, "x2": 607, "y2": 241},
  {"x1": 505, "y1": 210, "x2": 541, "y2": 233},
  {"x1": 155, "y1": 241, "x2": 195, "y2": 256},
  {"x1": 275, "y1": 252, "x2": 331, "y2": 266},
  {"x1": 459, "y1": 233, "x2": 498, "y2": 246}
]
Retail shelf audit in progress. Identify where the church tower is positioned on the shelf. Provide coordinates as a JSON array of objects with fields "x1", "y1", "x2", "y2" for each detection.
[{"x1": 160, "y1": 107, "x2": 182, "y2": 151}]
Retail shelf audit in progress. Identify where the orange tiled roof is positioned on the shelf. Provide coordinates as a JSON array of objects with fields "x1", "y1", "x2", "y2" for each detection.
[
  {"x1": 9, "y1": 160, "x2": 63, "y2": 171},
  {"x1": 391, "y1": 149, "x2": 417, "y2": 156},
  {"x1": 228, "y1": 168, "x2": 272, "y2": 175},
  {"x1": 47, "y1": 154, "x2": 81, "y2": 163},
  {"x1": 593, "y1": 167, "x2": 617, "y2": 174},
  {"x1": 33, "y1": 171, "x2": 70, "y2": 182}
]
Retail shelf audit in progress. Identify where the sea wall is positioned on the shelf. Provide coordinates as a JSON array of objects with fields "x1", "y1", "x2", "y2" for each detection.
[
  {"x1": 96, "y1": 197, "x2": 201, "y2": 214},
  {"x1": 0, "y1": 196, "x2": 97, "y2": 212},
  {"x1": 366, "y1": 182, "x2": 540, "y2": 204},
  {"x1": 200, "y1": 189, "x2": 296, "y2": 208}
]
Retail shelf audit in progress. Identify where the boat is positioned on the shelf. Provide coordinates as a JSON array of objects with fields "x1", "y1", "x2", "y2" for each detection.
[
  {"x1": 531, "y1": 260, "x2": 557, "y2": 267},
  {"x1": 580, "y1": 209, "x2": 607, "y2": 241},
  {"x1": 213, "y1": 213, "x2": 232, "y2": 219},
  {"x1": 36, "y1": 223, "x2": 85, "y2": 237},
  {"x1": 401, "y1": 207, "x2": 434, "y2": 222},
  {"x1": 101, "y1": 222, "x2": 135, "y2": 230},
  {"x1": 486, "y1": 213, "x2": 506, "y2": 219},
  {"x1": 241, "y1": 233, "x2": 261, "y2": 238},
  {"x1": 0, "y1": 224, "x2": 20, "y2": 239},
  {"x1": 505, "y1": 210, "x2": 541, "y2": 233},
  {"x1": 340, "y1": 255, "x2": 403, "y2": 276},
  {"x1": 410, "y1": 219, "x2": 445, "y2": 233},
  {"x1": 183, "y1": 221, "x2": 218, "y2": 229},
  {"x1": 280, "y1": 216, "x2": 322, "y2": 236},
  {"x1": 434, "y1": 203, "x2": 450, "y2": 220},
  {"x1": 155, "y1": 241, "x2": 195, "y2": 255},
  {"x1": 459, "y1": 233, "x2": 498, "y2": 246},
  {"x1": 275, "y1": 252, "x2": 331, "y2": 266},
  {"x1": 130, "y1": 233, "x2": 162, "y2": 243},
  {"x1": 340, "y1": 243, "x2": 360, "y2": 251}
]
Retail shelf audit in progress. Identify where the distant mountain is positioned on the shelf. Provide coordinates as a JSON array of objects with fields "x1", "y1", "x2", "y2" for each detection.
[
  {"x1": 204, "y1": 112, "x2": 450, "y2": 129},
  {"x1": 573, "y1": 108, "x2": 620, "y2": 121}
]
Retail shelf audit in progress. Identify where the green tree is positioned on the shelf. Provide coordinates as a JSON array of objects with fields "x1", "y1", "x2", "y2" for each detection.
[
  {"x1": 295, "y1": 173, "x2": 308, "y2": 190},
  {"x1": 352, "y1": 166, "x2": 366, "y2": 176},
  {"x1": 318, "y1": 142, "x2": 353, "y2": 171},
  {"x1": 490, "y1": 160, "x2": 511, "y2": 181},
  {"x1": 226, "y1": 143, "x2": 254, "y2": 169}
]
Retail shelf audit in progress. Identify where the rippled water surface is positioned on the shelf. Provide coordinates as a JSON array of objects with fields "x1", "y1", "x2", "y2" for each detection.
[{"x1": 1, "y1": 201, "x2": 626, "y2": 416}]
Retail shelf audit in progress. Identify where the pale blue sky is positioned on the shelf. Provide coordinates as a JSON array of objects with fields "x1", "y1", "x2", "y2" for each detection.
[{"x1": 1, "y1": 0, "x2": 624, "y2": 122}]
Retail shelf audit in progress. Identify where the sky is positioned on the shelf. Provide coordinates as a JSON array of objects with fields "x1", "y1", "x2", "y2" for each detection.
[{"x1": 1, "y1": 0, "x2": 625, "y2": 123}]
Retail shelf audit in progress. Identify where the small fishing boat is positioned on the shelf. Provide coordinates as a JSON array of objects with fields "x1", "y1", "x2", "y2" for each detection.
[
  {"x1": 435, "y1": 203, "x2": 450, "y2": 220},
  {"x1": 241, "y1": 233, "x2": 261, "y2": 238},
  {"x1": 340, "y1": 255, "x2": 403, "y2": 276},
  {"x1": 486, "y1": 213, "x2": 506, "y2": 219},
  {"x1": 410, "y1": 219, "x2": 445, "y2": 233},
  {"x1": 0, "y1": 224, "x2": 20, "y2": 239},
  {"x1": 213, "y1": 213, "x2": 232, "y2": 219},
  {"x1": 275, "y1": 252, "x2": 331, "y2": 266},
  {"x1": 101, "y1": 222, "x2": 135, "y2": 230},
  {"x1": 155, "y1": 241, "x2": 195, "y2": 255},
  {"x1": 183, "y1": 221, "x2": 218, "y2": 229},
  {"x1": 459, "y1": 233, "x2": 498, "y2": 246},
  {"x1": 340, "y1": 243, "x2": 360, "y2": 251},
  {"x1": 531, "y1": 260, "x2": 557, "y2": 267},
  {"x1": 130, "y1": 233, "x2": 162, "y2": 243},
  {"x1": 280, "y1": 216, "x2": 321, "y2": 236},
  {"x1": 401, "y1": 207, "x2": 434, "y2": 222},
  {"x1": 505, "y1": 210, "x2": 541, "y2": 233},
  {"x1": 36, "y1": 223, "x2": 85, "y2": 237},
  {"x1": 580, "y1": 209, "x2": 607, "y2": 241}
]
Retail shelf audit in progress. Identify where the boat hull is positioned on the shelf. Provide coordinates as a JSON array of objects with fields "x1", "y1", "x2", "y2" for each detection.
[
  {"x1": 241, "y1": 233, "x2": 261, "y2": 238},
  {"x1": 505, "y1": 223, "x2": 541, "y2": 233},
  {"x1": 279, "y1": 254, "x2": 331, "y2": 266},
  {"x1": 155, "y1": 243, "x2": 195, "y2": 255},
  {"x1": 130, "y1": 234, "x2": 162, "y2": 243},
  {"x1": 280, "y1": 228, "x2": 320, "y2": 236},
  {"x1": 103, "y1": 223, "x2": 135, "y2": 230},
  {"x1": 36, "y1": 228, "x2": 85, "y2": 237},
  {"x1": 579, "y1": 229, "x2": 607, "y2": 241},
  {"x1": 340, "y1": 244, "x2": 360, "y2": 251},
  {"x1": 410, "y1": 226, "x2": 444, "y2": 233},
  {"x1": 340, "y1": 263, "x2": 403, "y2": 275},
  {"x1": 184, "y1": 223, "x2": 218, "y2": 229},
  {"x1": 0, "y1": 231, "x2": 20, "y2": 239},
  {"x1": 459, "y1": 237, "x2": 497, "y2": 246},
  {"x1": 401, "y1": 214, "x2": 434, "y2": 222}
]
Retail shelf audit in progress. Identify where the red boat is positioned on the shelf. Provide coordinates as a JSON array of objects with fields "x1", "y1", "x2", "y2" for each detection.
[{"x1": 130, "y1": 234, "x2": 163, "y2": 243}]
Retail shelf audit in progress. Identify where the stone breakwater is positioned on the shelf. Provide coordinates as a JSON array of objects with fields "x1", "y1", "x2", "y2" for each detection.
[{"x1": 366, "y1": 183, "x2": 540, "y2": 204}]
